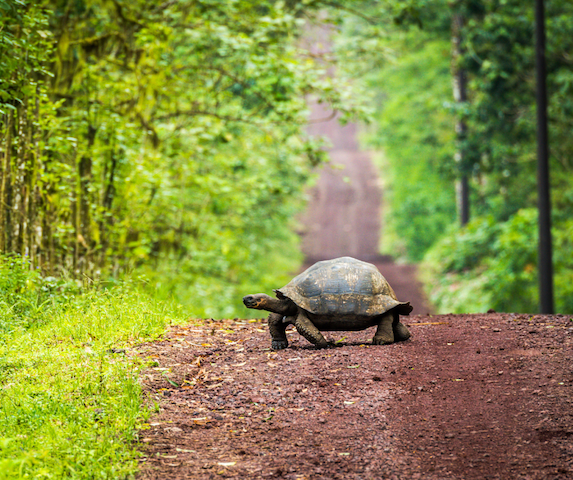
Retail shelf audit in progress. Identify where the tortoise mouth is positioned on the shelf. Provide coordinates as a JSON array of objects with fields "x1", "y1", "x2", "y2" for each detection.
[{"x1": 243, "y1": 295, "x2": 259, "y2": 308}]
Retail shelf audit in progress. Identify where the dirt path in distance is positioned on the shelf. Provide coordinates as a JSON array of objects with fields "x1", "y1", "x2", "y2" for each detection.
[
  {"x1": 300, "y1": 86, "x2": 431, "y2": 314},
  {"x1": 301, "y1": 92, "x2": 380, "y2": 262},
  {"x1": 136, "y1": 313, "x2": 573, "y2": 479}
]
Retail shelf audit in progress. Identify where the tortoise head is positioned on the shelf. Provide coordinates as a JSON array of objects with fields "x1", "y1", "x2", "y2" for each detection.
[
  {"x1": 242, "y1": 293, "x2": 271, "y2": 310},
  {"x1": 243, "y1": 293, "x2": 295, "y2": 315}
]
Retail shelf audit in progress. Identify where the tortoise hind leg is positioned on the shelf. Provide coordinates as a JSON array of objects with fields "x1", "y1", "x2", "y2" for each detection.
[
  {"x1": 373, "y1": 312, "x2": 395, "y2": 345},
  {"x1": 268, "y1": 313, "x2": 288, "y2": 350},
  {"x1": 293, "y1": 311, "x2": 328, "y2": 348},
  {"x1": 393, "y1": 321, "x2": 411, "y2": 342}
]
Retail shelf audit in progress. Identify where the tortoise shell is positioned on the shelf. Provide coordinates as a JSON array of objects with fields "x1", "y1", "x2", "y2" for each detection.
[{"x1": 275, "y1": 257, "x2": 412, "y2": 317}]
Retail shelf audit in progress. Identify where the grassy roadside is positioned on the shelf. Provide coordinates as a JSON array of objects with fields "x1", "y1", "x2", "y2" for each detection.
[{"x1": 0, "y1": 255, "x2": 189, "y2": 479}]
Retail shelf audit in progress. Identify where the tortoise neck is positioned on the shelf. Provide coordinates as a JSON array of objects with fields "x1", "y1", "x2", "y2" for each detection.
[{"x1": 265, "y1": 296, "x2": 296, "y2": 315}]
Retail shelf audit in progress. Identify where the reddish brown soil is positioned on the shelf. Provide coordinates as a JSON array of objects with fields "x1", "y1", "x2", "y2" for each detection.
[{"x1": 136, "y1": 313, "x2": 573, "y2": 479}]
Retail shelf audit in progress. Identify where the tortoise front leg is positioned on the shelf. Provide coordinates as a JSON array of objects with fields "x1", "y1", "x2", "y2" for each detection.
[
  {"x1": 293, "y1": 311, "x2": 328, "y2": 348},
  {"x1": 268, "y1": 313, "x2": 288, "y2": 350},
  {"x1": 372, "y1": 312, "x2": 395, "y2": 345}
]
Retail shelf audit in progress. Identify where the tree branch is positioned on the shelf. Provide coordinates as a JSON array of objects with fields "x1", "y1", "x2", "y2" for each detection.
[{"x1": 319, "y1": 1, "x2": 379, "y2": 25}]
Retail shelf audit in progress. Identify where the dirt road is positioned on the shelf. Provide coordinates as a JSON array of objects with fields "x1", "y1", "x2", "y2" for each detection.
[
  {"x1": 301, "y1": 97, "x2": 380, "y2": 262},
  {"x1": 137, "y1": 313, "x2": 573, "y2": 479}
]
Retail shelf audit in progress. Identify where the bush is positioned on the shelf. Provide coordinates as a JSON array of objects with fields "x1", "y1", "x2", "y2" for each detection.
[{"x1": 424, "y1": 209, "x2": 573, "y2": 314}]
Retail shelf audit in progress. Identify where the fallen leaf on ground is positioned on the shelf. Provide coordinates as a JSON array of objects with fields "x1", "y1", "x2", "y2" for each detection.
[{"x1": 192, "y1": 417, "x2": 210, "y2": 425}]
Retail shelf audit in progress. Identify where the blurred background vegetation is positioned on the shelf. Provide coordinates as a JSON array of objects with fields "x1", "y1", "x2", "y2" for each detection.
[{"x1": 1, "y1": 0, "x2": 572, "y2": 317}]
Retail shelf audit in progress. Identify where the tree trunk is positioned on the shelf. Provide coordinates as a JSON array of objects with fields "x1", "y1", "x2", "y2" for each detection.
[
  {"x1": 452, "y1": 9, "x2": 470, "y2": 226},
  {"x1": 26, "y1": 84, "x2": 41, "y2": 268},
  {"x1": 0, "y1": 113, "x2": 9, "y2": 253},
  {"x1": 99, "y1": 141, "x2": 118, "y2": 269},
  {"x1": 14, "y1": 102, "x2": 26, "y2": 256},
  {"x1": 535, "y1": 0, "x2": 554, "y2": 313},
  {"x1": 0, "y1": 111, "x2": 14, "y2": 253},
  {"x1": 76, "y1": 123, "x2": 97, "y2": 273}
]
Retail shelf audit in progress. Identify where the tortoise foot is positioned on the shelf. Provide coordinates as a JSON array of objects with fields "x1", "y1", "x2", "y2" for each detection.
[
  {"x1": 313, "y1": 341, "x2": 329, "y2": 349},
  {"x1": 373, "y1": 312, "x2": 395, "y2": 345},
  {"x1": 394, "y1": 322, "x2": 411, "y2": 342},
  {"x1": 272, "y1": 340, "x2": 289, "y2": 350},
  {"x1": 372, "y1": 335, "x2": 394, "y2": 345}
]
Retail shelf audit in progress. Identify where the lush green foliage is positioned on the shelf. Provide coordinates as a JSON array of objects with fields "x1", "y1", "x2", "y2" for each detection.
[
  {"x1": 0, "y1": 253, "x2": 183, "y2": 479},
  {"x1": 424, "y1": 210, "x2": 573, "y2": 314},
  {"x1": 455, "y1": 0, "x2": 573, "y2": 219},
  {"x1": 0, "y1": 0, "x2": 373, "y2": 317},
  {"x1": 432, "y1": 0, "x2": 573, "y2": 313}
]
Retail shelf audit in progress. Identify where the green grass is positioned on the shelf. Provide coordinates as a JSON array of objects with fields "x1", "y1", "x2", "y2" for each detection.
[
  {"x1": 0, "y1": 234, "x2": 301, "y2": 478},
  {"x1": 0, "y1": 256, "x2": 188, "y2": 479}
]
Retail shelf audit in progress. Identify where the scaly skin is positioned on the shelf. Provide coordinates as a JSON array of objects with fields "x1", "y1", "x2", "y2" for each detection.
[
  {"x1": 268, "y1": 313, "x2": 288, "y2": 350},
  {"x1": 293, "y1": 311, "x2": 328, "y2": 348},
  {"x1": 243, "y1": 294, "x2": 296, "y2": 316},
  {"x1": 372, "y1": 312, "x2": 395, "y2": 345}
]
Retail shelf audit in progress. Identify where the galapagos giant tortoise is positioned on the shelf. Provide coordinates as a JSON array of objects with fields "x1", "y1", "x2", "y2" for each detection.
[{"x1": 243, "y1": 256, "x2": 413, "y2": 349}]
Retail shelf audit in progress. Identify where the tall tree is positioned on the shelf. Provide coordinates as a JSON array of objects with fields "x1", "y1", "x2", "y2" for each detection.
[
  {"x1": 535, "y1": 0, "x2": 554, "y2": 313},
  {"x1": 451, "y1": 3, "x2": 470, "y2": 226}
]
